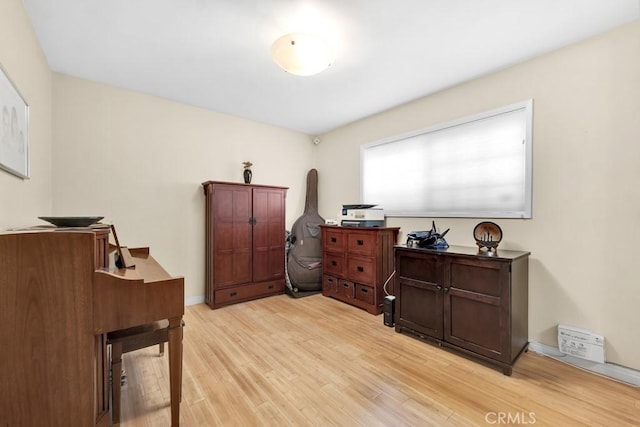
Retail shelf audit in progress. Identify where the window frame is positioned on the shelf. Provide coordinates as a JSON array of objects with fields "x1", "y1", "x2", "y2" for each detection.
[{"x1": 360, "y1": 99, "x2": 533, "y2": 219}]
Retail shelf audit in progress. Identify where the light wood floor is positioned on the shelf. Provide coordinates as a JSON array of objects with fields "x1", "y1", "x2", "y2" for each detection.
[{"x1": 119, "y1": 294, "x2": 640, "y2": 426}]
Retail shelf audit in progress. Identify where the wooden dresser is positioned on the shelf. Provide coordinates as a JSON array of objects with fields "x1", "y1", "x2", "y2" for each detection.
[
  {"x1": 320, "y1": 225, "x2": 399, "y2": 314},
  {"x1": 202, "y1": 181, "x2": 288, "y2": 308},
  {"x1": 394, "y1": 245, "x2": 529, "y2": 375}
]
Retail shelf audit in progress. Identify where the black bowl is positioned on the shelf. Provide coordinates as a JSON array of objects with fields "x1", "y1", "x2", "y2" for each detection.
[{"x1": 38, "y1": 216, "x2": 104, "y2": 228}]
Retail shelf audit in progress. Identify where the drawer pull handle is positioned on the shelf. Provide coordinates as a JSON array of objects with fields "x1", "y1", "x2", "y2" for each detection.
[
  {"x1": 357, "y1": 239, "x2": 364, "y2": 245},
  {"x1": 361, "y1": 288, "x2": 368, "y2": 293},
  {"x1": 331, "y1": 260, "x2": 337, "y2": 266},
  {"x1": 230, "y1": 291, "x2": 237, "y2": 297},
  {"x1": 331, "y1": 237, "x2": 337, "y2": 243},
  {"x1": 357, "y1": 266, "x2": 364, "y2": 272},
  {"x1": 343, "y1": 283, "x2": 349, "y2": 288},
  {"x1": 268, "y1": 284, "x2": 274, "y2": 289}
]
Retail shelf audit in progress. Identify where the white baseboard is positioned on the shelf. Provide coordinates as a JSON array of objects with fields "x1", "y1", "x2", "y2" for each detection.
[
  {"x1": 528, "y1": 342, "x2": 640, "y2": 387},
  {"x1": 185, "y1": 295, "x2": 205, "y2": 306}
]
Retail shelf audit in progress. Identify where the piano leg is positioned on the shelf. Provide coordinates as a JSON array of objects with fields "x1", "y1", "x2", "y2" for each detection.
[
  {"x1": 111, "y1": 341, "x2": 124, "y2": 426},
  {"x1": 168, "y1": 317, "x2": 184, "y2": 426}
]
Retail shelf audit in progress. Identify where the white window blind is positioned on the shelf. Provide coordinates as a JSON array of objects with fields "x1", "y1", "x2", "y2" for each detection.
[{"x1": 361, "y1": 100, "x2": 533, "y2": 218}]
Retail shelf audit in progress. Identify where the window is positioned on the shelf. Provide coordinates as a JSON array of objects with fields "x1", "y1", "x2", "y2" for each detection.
[{"x1": 361, "y1": 100, "x2": 533, "y2": 218}]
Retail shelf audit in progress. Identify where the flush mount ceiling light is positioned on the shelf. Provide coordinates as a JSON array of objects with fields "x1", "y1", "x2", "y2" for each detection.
[{"x1": 270, "y1": 33, "x2": 334, "y2": 76}]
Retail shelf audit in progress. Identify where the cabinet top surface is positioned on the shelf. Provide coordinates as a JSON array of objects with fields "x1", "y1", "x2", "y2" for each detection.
[
  {"x1": 320, "y1": 225, "x2": 400, "y2": 232},
  {"x1": 201, "y1": 180, "x2": 288, "y2": 190},
  {"x1": 395, "y1": 244, "x2": 530, "y2": 260}
]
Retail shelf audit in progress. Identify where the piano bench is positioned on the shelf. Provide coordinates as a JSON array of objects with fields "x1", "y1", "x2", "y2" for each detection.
[{"x1": 107, "y1": 319, "x2": 185, "y2": 425}]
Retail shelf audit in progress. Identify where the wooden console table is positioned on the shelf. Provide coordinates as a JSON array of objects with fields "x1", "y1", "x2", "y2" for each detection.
[{"x1": 394, "y1": 245, "x2": 529, "y2": 375}]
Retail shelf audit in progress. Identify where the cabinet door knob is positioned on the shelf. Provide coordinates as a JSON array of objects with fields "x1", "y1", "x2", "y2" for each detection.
[
  {"x1": 331, "y1": 260, "x2": 337, "y2": 266},
  {"x1": 357, "y1": 266, "x2": 364, "y2": 272},
  {"x1": 331, "y1": 237, "x2": 337, "y2": 243},
  {"x1": 436, "y1": 285, "x2": 442, "y2": 291},
  {"x1": 443, "y1": 287, "x2": 450, "y2": 293},
  {"x1": 357, "y1": 239, "x2": 364, "y2": 245}
]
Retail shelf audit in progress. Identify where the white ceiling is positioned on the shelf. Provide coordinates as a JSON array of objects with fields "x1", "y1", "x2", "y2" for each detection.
[{"x1": 23, "y1": 0, "x2": 639, "y2": 135}]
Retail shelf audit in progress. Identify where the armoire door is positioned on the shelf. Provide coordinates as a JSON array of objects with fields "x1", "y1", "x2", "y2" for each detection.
[
  {"x1": 252, "y1": 187, "x2": 286, "y2": 282},
  {"x1": 213, "y1": 184, "x2": 253, "y2": 286}
]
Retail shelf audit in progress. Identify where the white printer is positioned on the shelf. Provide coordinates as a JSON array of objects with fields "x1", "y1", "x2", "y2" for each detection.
[{"x1": 338, "y1": 204, "x2": 385, "y2": 227}]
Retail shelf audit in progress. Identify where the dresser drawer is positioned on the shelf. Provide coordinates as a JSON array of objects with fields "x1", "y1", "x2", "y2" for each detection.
[
  {"x1": 215, "y1": 280, "x2": 284, "y2": 305},
  {"x1": 355, "y1": 284, "x2": 374, "y2": 305},
  {"x1": 323, "y1": 252, "x2": 345, "y2": 276},
  {"x1": 323, "y1": 274, "x2": 338, "y2": 294},
  {"x1": 347, "y1": 255, "x2": 375, "y2": 284},
  {"x1": 324, "y1": 229, "x2": 345, "y2": 252},
  {"x1": 347, "y1": 232, "x2": 376, "y2": 256},
  {"x1": 339, "y1": 279, "x2": 355, "y2": 299}
]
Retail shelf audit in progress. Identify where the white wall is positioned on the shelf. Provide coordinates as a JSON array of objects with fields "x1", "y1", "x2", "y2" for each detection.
[
  {"x1": 5, "y1": 0, "x2": 639, "y2": 371},
  {"x1": 52, "y1": 74, "x2": 314, "y2": 303},
  {"x1": 315, "y1": 20, "x2": 640, "y2": 370},
  {"x1": 0, "y1": 0, "x2": 52, "y2": 229}
]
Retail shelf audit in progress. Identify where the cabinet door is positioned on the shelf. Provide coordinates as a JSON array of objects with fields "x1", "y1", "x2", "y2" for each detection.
[
  {"x1": 443, "y1": 257, "x2": 511, "y2": 362},
  {"x1": 252, "y1": 187, "x2": 286, "y2": 282},
  {"x1": 213, "y1": 185, "x2": 252, "y2": 287},
  {"x1": 395, "y1": 250, "x2": 444, "y2": 339}
]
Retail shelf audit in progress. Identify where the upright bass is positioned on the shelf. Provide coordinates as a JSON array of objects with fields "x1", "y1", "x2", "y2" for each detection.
[{"x1": 286, "y1": 169, "x2": 324, "y2": 294}]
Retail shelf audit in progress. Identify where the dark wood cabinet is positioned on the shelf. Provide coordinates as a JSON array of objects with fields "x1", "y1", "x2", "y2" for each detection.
[
  {"x1": 202, "y1": 181, "x2": 287, "y2": 308},
  {"x1": 394, "y1": 245, "x2": 529, "y2": 375},
  {"x1": 320, "y1": 225, "x2": 399, "y2": 314}
]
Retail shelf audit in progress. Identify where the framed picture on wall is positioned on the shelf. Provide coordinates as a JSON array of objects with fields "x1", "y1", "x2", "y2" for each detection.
[{"x1": 0, "y1": 63, "x2": 29, "y2": 179}]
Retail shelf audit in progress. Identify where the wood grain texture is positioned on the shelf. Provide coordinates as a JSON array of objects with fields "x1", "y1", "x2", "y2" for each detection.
[
  {"x1": 120, "y1": 295, "x2": 640, "y2": 426},
  {"x1": 0, "y1": 232, "x2": 97, "y2": 427},
  {"x1": 202, "y1": 181, "x2": 287, "y2": 309}
]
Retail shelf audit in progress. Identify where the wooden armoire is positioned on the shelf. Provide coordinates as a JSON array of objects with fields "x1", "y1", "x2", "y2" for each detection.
[{"x1": 202, "y1": 181, "x2": 288, "y2": 308}]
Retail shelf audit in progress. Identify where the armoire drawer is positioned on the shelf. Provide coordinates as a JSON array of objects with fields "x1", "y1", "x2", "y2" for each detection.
[{"x1": 214, "y1": 280, "x2": 284, "y2": 305}]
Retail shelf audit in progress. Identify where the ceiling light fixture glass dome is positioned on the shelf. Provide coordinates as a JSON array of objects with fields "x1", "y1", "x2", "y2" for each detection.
[{"x1": 270, "y1": 33, "x2": 334, "y2": 76}]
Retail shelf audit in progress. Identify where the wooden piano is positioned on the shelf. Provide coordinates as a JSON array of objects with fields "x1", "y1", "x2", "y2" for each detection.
[{"x1": 0, "y1": 227, "x2": 184, "y2": 426}]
